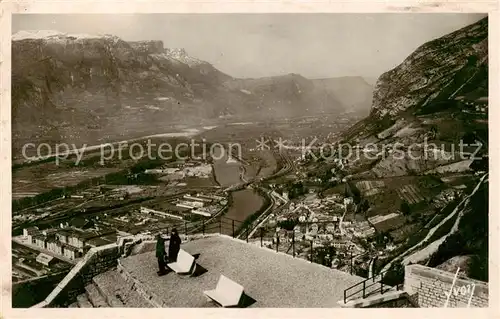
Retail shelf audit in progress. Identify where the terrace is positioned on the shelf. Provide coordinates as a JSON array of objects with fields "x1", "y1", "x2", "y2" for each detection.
[{"x1": 119, "y1": 235, "x2": 364, "y2": 307}]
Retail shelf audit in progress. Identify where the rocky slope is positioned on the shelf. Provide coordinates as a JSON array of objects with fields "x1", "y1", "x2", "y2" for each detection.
[
  {"x1": 12, "y1": 30, "x2": 373, "y2": 156},
  {"x1": 335, "y1": 17, "x2": 488, "y2": 280},
  {"x1": 371, "y1": 17, "x2": 487, "y2": 118},
  {"x1": 341, "y1": 17, "x2": 488, "y2": 178}
]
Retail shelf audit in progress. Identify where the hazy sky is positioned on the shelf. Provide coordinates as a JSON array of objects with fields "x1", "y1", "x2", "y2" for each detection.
[{"x1": 13, "y1": 14, "x2": 486, "y2": 79}]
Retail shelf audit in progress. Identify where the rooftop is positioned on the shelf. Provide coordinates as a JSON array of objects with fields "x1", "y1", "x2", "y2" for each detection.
[
  {"x1": 63, "y1": 245, "x2": 79, "y2": 252},
  {"x1": 36, "y1": 253, "x2": 54, "y2": 263},
  {"x1": 87, "y1": 237, "x2": 113, "y2": 247},
  {"x1": 32, "y1": 234, "x2": 46, "y2": 240},
  {"x1": 119, "y1": 235, "x2": 363, "y2": 307}
]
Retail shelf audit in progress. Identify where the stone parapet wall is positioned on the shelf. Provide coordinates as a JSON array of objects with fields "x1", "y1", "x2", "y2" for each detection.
[
  {"x1": 404, "y1": 264, "x2": 488, "y2": 308},
  {"x1": 34, "y1": 243, "x2": 120, "y2": 307},
  {"x1": 32, "y1": 233, "x2": 168, "y2": 308}
]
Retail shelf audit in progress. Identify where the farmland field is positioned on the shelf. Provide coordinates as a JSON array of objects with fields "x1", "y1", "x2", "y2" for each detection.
[
  {"x1": 396, "y1": 184, "x2": 426, "y2": 204},
  {"x1": 355, "y1": 180, "x2": 385, "y2": 197},
  {"x1": 13, "y1": 165, "x2": 121, "y2": 197}
]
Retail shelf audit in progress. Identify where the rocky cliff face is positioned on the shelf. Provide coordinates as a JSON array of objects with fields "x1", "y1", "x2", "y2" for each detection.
[
  {"x1": 12, "y1": 32, "x2": 231, "y2": 114},
  {"x1": 340, "y1": 17, "x2": 488, "y2": 178},
  {"x1": 371, "y1": 17, "x2": 488, "y2": 119}
]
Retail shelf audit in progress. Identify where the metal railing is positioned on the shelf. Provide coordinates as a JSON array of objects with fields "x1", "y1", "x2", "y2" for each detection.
[
  {"x1": 343, "y1": 270, "x2": 403, "y2": 304},
  {"x1": 151, "y1": 214, "x2": 373, "y2": 282},
  {"x1": 149, "y1": 214, "x2": 324, "y2": 261},
  {"x1": 149, "y1": 215, "x2": 246, "y2": 239}
]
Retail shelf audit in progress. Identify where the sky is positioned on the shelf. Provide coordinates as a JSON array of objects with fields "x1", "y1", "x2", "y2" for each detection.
[{"x1": 12, "y1": 13, "x2": 486, "y2": 79}]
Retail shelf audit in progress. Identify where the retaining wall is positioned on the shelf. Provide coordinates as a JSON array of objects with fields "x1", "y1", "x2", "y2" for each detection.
[
  {"x1": 32, "y1": 234, "x2": 157, "y2": 308},
  {"x1": 404, "y1": 264, "x2": 488, "y2": 308},
  {"x1": 34, "y1": 243, "x2": 120, "y2": 307}
]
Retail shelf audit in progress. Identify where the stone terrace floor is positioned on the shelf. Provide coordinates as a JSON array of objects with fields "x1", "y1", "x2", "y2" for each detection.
[{"x1": 119, "y1": 235, "x2": 363, "y2": 307}]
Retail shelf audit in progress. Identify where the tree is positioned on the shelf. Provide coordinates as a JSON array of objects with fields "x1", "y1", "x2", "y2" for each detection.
[
  {"x1": 345, "y1": 182, "x2": 361, "y2": 204},
  {"x1": 374, "y1": 231, "x2": 392, "y2": 247},
  {"x1": 429, "y1": 125, "x2": 438, "y2": 139},
  {"x1": 288, "y1": 181, "x2": 307, "y2": 199},
  {"x1": 357, "y1": 199, "x2": 370, "y2": 214},
  {"x1": 382, "y1": 260, "x2": 405, "y2": 286},
  {"x1": 400, "y1": 200, "x2": 411, "y2": 216},
  {"x1": 277, "y1": 218, "x2": 299, "y2": 231},
  {"x1": 313, "y1": 246, "x2": 336, "y2": 267}
]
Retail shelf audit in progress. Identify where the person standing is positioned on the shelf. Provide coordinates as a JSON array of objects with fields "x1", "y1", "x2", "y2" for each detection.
[
  {"x1": 168, "y1": 228, "x2": 182, "y2": 263},
  {"x1": 156, "y1": 234, "x2": 167, "y2": 275}
]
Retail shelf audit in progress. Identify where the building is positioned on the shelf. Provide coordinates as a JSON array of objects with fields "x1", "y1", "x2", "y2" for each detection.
[
  {"x1": 23, "y1": 226, "x2": 39, "y2": 237},
  {"x1": 46, "y1": 238, "x2": 63, "y2": 255},
  {"x1": 145, "y1": 168, "x2": 179, "y2": 174},
  {"x1": 140, "y1": 206, "x2": 184, "y2": 220},
  {"x1": 177, "y1": 200, "x2": 205, "y2": 209},
  {"x1": 33, "y1": 234, "x2": 47, "y2": 249},
  {"x1": 69, "y1": 217, "x2": 95, "y2": 231},
  {"x1": 183, "y1": 194, "x2": 212, "y2": 203},
  {"x1": 67, "y1": 234, "x2": 86, "y2": 249},
  {"x1": 332, "y1": 240, "x2": 350, "y2": 249},
  {"x1": 56, "y1": 230, "x2": 71, "y2": 244},
  {"x1": 36, "y1": 253, "x2": 55, "y2": 266},
  {"x1": 191, "y1": 209, "x2": 212, "y2": 217},
  {"x1": 42, "y1": 228, "x2": 58, "y2": 236},
  {"x1": 59, "y1": 222, "x2": 70, "y2": 229},
  {"x1": 25, "y1": 226, "x2": 489, "y2": 309},
  {"x1": 63, "y1": 245, "x2": 80, "y2": 260},
  {"x1": 24, "y1": 227, "x2": 42, "y2": 244},
  {"x1": 198, "y1": 194, "x2": 225, "y2": 201},
  {"x1": 87, "y1": 237, "x2": 112, "y2": 248},
  {"x1": 282, "y1": 191, "x2": 289, "y2": 201},
  {"x1": 344, "y1": 197, "x2": 354, "y2": 206}
]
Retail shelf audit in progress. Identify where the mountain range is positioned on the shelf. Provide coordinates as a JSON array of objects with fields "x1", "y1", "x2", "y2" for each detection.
[{"x1": 11, "y1": 30, "x2": 373, "y2": 155}]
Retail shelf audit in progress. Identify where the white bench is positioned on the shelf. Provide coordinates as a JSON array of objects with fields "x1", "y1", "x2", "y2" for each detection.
[
  {"x1": 204, "y1": 274, "x2": 244, "y2": 307},
  {"x1": 167, "y1": 249, "x2": 196, "y2": 275}
]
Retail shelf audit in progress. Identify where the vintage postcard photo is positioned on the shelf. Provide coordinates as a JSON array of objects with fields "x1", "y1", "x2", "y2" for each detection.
[{"x1": 4, "y1": 11, "x2": 491, "y2": 311}]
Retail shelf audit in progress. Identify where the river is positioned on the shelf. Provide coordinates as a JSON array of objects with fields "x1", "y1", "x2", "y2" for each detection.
[
  {"x1": 211, "y1": 145, "x2": 266, "y2": 225},
  {"x1": 211, "y1": 145, "x2": 241, "y2": 188}
]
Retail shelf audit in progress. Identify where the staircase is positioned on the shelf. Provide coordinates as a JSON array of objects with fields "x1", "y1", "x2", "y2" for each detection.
[
  {"x1": 342, "y1": 270, "x2": 405, "y2": 305},
  {"x1": 70, "y1": 269, "x2": 153, "y2": 308}
]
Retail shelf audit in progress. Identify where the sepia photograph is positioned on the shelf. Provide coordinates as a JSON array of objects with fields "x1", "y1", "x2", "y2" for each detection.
[{"x1": 8, "y1": 12, "x2": 489, "y2": 309}]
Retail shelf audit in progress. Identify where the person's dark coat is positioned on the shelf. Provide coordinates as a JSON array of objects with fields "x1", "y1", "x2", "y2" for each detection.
[
  {"x1": 156, "y1": 237, "x2": 166, "y2": 258},
  {"x1": 156, "y1": 236, "x2": 167, "y2": 273},
  {"x1": 168, "y1": 231, "x2": 182, "y2": 262}
]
